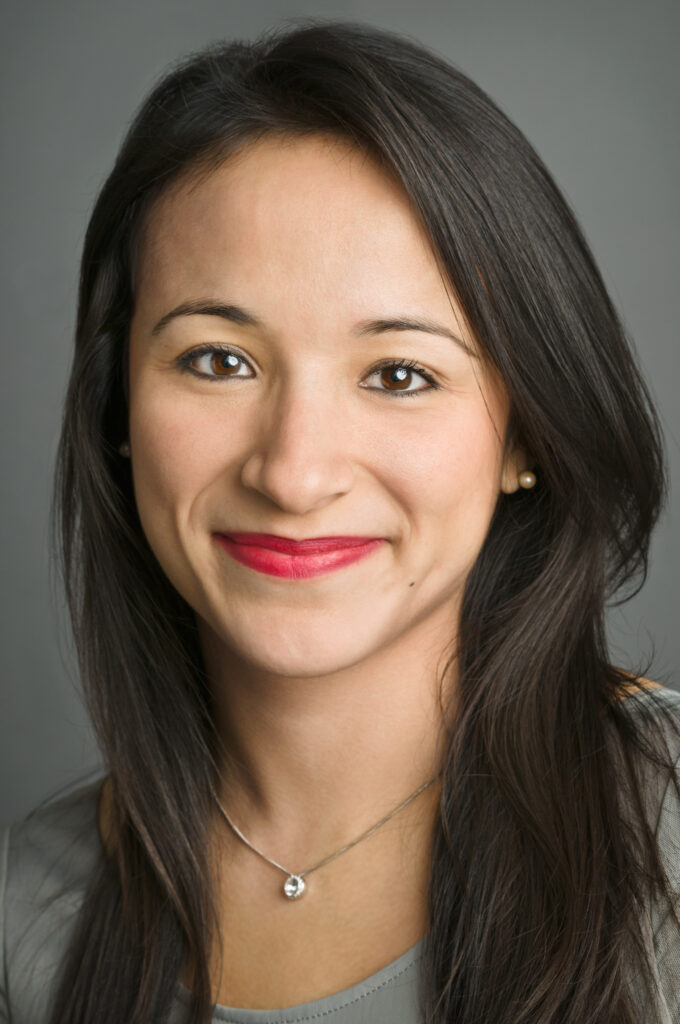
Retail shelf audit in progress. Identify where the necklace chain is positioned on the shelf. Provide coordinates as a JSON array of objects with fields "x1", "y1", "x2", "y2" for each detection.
[{"x1": 214, "y1": 771, "x2": 441, "y2": 899}]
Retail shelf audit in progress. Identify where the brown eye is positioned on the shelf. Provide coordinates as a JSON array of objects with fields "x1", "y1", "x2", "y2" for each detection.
[
  {"x1": 209, "y1": 352, "x2": 242, "y2": 376},
  {"x1": 379, "y1": 365, "x2": 415, "y2": 392},
  {"x1": 365, "y1": 359, "x2": 438, "y2": 398},
  {"x1": 178, "y1": 347, "x2": 252, "y2": 379}
]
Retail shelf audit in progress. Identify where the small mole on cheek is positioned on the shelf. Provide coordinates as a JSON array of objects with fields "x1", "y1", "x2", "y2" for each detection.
[{"x1": 409, "y1": 581, "x2": 415, "y2": 587}]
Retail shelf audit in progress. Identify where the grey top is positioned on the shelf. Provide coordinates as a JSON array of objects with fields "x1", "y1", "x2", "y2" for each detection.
[{"x1": 2, "y1": 687, "x2": 679, "y2": 1023}]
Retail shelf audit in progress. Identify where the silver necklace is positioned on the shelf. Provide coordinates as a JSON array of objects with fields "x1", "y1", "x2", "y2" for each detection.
[{"x1": 215, "y1": 772, "x2": 442, "y2": 900}]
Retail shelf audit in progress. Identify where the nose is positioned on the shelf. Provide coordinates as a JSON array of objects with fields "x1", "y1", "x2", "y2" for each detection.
[{"x1": 239, "y1": 383, "x2": 357, "y2": 515}]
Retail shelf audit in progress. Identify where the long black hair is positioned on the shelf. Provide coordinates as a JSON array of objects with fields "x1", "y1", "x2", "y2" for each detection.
[{"x1": 50, "y1": 19, "x2": 680, "y2": 1023}]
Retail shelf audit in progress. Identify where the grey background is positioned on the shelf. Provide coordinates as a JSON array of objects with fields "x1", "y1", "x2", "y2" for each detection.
[{"x1": 2, "y1": 0, "x2": 678, "y2": 826}]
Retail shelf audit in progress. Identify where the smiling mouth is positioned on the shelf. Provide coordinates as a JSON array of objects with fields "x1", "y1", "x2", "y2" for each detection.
[
  {"x1": 222, "y1": 532, "x2": 383, "y2": 553},
  {"x1": 214, "y1": 534, "x2": 386, "y2": 579}
]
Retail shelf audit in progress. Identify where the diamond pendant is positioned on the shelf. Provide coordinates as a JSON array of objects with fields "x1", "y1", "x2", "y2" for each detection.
[{"x1": 283, "y1": 874, "x2": 306, "y2": 900}]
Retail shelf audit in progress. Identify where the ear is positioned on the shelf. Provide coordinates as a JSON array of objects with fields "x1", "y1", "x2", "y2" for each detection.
[{"x1": 500, "y1": 446, "x2": 533, "y2": 495}]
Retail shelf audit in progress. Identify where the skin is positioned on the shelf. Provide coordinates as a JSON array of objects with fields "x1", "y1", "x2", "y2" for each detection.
[{"x1": 119, "y1": 133, "x2": 660, "y2": 1007}]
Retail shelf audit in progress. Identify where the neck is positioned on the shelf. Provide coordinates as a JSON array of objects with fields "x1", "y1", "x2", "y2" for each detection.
[{"x1": 200, "y1": 611, "x2": 457, "y2": 870}]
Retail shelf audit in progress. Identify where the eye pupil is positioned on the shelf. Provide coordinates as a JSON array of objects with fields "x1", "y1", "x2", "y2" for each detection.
[
  {"x1": 211, "y1": 352, "x2": 240, "y2": 375},
  {"x1": 383, "y1": 366, "x2": 411, "y2": 390}
]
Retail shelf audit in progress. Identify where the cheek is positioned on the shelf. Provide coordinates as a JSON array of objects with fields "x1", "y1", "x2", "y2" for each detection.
[
  {"x1": 388, "y1": 403, "x2": 504, "y2": 558},
  {"x1": 128, "y1": 383, "x2": 236, "y2": 550},
  {"x1": 393, "y1": 404, "x2": 503, "y2": 494}
]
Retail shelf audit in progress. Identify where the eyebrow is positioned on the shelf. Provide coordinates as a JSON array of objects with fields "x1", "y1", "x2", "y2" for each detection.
[{"x1": 150, "y1": 300, "x2": 477, "y2": 357}]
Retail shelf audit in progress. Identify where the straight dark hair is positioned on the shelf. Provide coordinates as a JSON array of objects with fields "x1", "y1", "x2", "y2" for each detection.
[{"x1": 50, "y1": 19, "x2": 680, "y2": 1024}]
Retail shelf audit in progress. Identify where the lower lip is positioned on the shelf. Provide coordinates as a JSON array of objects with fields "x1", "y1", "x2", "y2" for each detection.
[{"x1": 214, "y1": 536, "x2": 385, "y2": 579}]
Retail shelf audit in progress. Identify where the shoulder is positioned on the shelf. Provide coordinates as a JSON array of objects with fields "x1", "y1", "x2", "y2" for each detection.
[
  {"x1": 614, "y1": 674, "x2": 667, "y2": 704},
  {"x1": 611, "y1": 678, "x2": 680, "y2": 772},
  {"x1": 615, "y1": 685, "x2": 680, "y2": 1017},
  {"x1": 616, "y1": 681, "x2": 680, "y2": 756},
  {"x1": 3, "y1": 775, "x2": 105, "y2": 906},
  {"x1": 613, "y1": 682, "x2": 680, "y2": 830},
  {"x1": 627, "y1": 687, "x2": 680, "y2": 910},
  {"x1": 612, "y1": 677, "x2": 680, "y2": 757},
  {"x1": 616, "y1": 678, "x2": 680, "y2": 717},
  {"x1": 1, "y1": 776, "x2": 105, "y2": 1021}
]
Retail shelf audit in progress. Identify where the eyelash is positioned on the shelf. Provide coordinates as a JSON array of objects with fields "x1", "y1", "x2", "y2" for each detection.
[{"x1": 175, "y1": 345, "x2": 441, "y2": 399}]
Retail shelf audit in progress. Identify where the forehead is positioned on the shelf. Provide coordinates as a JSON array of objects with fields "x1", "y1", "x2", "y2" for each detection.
[
  {"x1": 132, "y1": 133, "x2": 454, "y2": 315},
  {"x1": 140, "y1": 132, "x2": 416, "y2": 241}
]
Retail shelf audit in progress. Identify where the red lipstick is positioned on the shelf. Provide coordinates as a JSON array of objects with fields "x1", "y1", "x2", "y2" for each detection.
[{"x1": 214, "y1": 533, "x2": 385, "y2": 579}]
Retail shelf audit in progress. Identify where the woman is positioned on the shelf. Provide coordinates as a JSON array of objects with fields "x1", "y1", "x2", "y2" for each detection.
[{"x1": 1, "y1": 20, "x2": 679, "y2": 1024}]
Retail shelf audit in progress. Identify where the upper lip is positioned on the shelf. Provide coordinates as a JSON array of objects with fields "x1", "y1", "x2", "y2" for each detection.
[{"x1": 219, "y1": 533, "x2": 383, "y2": 554}]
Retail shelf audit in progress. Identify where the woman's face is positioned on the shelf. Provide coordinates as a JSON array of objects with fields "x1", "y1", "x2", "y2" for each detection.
[{"x1": 128, "y1": 134, "x2": 524, "y2": 676}]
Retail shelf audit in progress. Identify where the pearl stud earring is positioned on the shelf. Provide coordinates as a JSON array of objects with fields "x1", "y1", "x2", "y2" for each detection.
[{"x1": 518, "y1": 470, "x2": 536, "y2": 489}]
